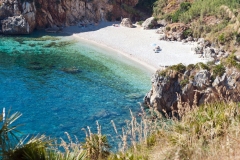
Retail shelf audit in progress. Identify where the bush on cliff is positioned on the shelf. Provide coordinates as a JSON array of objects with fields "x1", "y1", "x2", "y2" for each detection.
[{"x1": 212, "y1": 63, "x2": 226, "y2": 78}]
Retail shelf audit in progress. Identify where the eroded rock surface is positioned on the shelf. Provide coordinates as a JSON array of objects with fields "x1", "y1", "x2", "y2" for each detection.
[
  {"x1": 0, "y1": 0, "x2": 139, "y2": 34},
  {"x1": 120, "y1": 18, "x2": 133, "y2": 28},
  {"x1": 2, "y1": 15, "x2": 30, "y2": 34},
  {"x1": 144, "y1": 67, "x2": 240, "y2": 113},
  {"x1": 142, "y1": 17, "x2": 158, "y2": 29}
]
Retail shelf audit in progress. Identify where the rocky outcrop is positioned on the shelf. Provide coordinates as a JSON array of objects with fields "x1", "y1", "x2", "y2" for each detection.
[
  {"x1": 0, "y1": 0, "x2": 34, "y2": 34},
  {"x1": 164, "y1": 23, "x2": 189, "y2": 41},
  {"x1": 120, "y1": 18, "x2": 133, "y2": 28},
  {"x1": 2, "y1": 15, "x2": 30, "y2": 34},
  {"x1": 144, "y1": 66, "x2": 240, "y2": 113},
  {"x1": 0, "y1": 0, "x2": 139, "y2": 34},
  {"x1": 145, "y1": 71, "x2": 181, "y2": 112},
  {"x1": 142, "y1": 17, "x2": 158, "y2": 29},
  {"x1": 22, "y1": 1, "x2": 36, "y2": 33},
  {"x1": 156, "y1": 22, "x2": 229, "y2": 61}
]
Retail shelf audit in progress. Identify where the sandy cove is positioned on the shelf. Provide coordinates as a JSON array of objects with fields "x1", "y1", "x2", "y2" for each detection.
[{"x1": 62, "y1": 22, "x2": 206, "y2": 73}]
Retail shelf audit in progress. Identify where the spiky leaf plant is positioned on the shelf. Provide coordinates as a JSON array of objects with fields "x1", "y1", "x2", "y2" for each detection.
[{"x1": 0, "y1": 109, "x2": 22, "y2": 159}]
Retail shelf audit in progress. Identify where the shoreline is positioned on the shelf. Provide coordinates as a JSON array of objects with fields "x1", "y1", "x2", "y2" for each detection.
[
  {"x1": 62, "y1": 22, "x2": 207, "y2": 74},
  {"x1": 72, "y1": 34, "x2": 158, "y2": 73}
]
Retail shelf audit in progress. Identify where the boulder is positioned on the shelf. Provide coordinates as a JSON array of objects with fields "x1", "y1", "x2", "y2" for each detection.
[
  {"x1": 157, "y1": 19, "x2": 167, "y2": 27},
  {"x1": 164, "y1": 23, "x2": 189, "y2": 41},
  {"x1": 236, "y1": 55, "x2": 240, "y2": 62},
  {"x1": 159, "y1": 34, "x2": 166, "y2": 40},
  {"x1": 1, "y1": 15, "x2": 30, "y2": 34},
  {"x1": 193, "y1": 70, "x2": 211, "y2": 90},
  {"x1": 120, "y1": 18, "x2": 133, "y2": 28},
  {"x1": 142, "y1": 17, "x2": 157, "y2": 29},
  {"x1": 186, "y1": 36, "x2": 193, "y2": 42},
  {"x1": 156, "y1": 27, "x2": 165, "y2": 34}
]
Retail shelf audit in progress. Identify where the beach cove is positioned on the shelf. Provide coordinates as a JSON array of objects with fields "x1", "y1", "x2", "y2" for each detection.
[
  {"x1": 0, "y1": 22, "x2": 208, "y2": 144},
  {"x1": 0, "y1": 32, "x2": 152, "y2": 148},
  {"x1": 63, "y1": 22, "x2": 206, "y2": 71}
]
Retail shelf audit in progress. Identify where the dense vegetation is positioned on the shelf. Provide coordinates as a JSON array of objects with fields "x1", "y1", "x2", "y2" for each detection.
[
  {"x1": 153, "y1": 0, "x2": 240, "y2": 51},
  {"x1": 2, "y1": 100, "x2": 240, "y2": 160}
]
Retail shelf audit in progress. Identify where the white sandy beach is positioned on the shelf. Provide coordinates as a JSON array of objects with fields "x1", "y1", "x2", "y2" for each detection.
[{"x1": 62, "y1": 22, "x2": 206, "y2": 73}]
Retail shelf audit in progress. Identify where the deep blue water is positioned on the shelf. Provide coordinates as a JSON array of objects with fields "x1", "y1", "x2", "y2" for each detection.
[{"x1": 0, "y1": 33, "x2": 151, "y2": 147}]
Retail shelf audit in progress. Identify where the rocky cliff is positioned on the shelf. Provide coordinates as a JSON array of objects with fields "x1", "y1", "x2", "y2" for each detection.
[
  {"x1": 0, "y1": 0, "x2": 139, "y2": 34},
  {"x1": 144, "y1": 63, "x2": 240, "y2": 113}
]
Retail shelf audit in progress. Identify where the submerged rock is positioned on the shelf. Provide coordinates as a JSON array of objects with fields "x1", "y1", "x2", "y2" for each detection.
[
  {"x1": 61, "y1": 67, "x2": 82, "y2": 74},
  {"x1": 88, "y1": 109, "x2": 120, "y2": 121},
  {"x1": 28, "y1": 65, "x2": 43, "y2": 70}
]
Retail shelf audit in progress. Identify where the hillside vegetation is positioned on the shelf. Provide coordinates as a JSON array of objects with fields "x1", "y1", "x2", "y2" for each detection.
[{"x1": 153, "y1": 0, "x2": 240, "y2": 53}]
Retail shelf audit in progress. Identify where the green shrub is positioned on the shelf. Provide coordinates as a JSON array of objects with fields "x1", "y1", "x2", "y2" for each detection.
[
  {"x1": 153, "y1": 0, "x2": 168, "y2": 17},
  {"x1": 166, "y1": 26, "x2": 171, "y2": 31},
  {"x1": 218, "y1": 33, "x2": 225, "y2": 44},
  {"x1": 147, "y1": 134, "x2": 157, "y2": 147},
  {"x1": 212, "y1": 64, "x2": 226, "y2": 77},
  {"x1": 148, "y1": 23, "x2": 154, "y2": 29},
  {"x1": 169, "y1": 63, "x2": 186, "y2": 74},
  {"x1": 236, "y1": 33, "x2": 240, "y2": 43},
  {"x1": 158, "y1": 69, "x2": 167, "y2": 77},
  {"x1": 196, "y1": 62, "x2": 210, "y2": 70},
  {"x1": 180, "y1": 2, "x2": 191, "y2": 12},
  {"x1": 170, "y1": 2, "x2": 191, "y2": 23},
  {"x1": 224, "y1": 53, "x2": 238, "y2": 67},
  {"x1": 171, "y1": 10, "x2": 181, "y2": 22},
  {"x1": 137, "y1": 21, "x2": 144, "y2": 25},
  {"x1": 180, "y1": 79, "x2": 189, "y2": 87},
  {"x1": 183, "y1": 29, "x2": 193, "y2": 38},
  {"x1": 164, "y1": 14, "x2": 172, "y2": 21},
  {"x1": 187, "y1": 64, "x2": 195, "y2": 70}
]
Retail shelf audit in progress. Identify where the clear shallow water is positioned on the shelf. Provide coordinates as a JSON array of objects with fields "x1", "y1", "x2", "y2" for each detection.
[{"x1": 0, "y1": 32, "x2": 151, "y2": 147}]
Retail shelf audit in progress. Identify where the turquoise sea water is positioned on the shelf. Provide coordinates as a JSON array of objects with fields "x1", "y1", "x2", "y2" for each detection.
[{"x1": 0, "y1": 32, "x2": 151, "y2": 147}]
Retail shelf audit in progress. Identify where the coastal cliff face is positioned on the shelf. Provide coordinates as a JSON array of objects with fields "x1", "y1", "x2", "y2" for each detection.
[
  {"x1": 0, "y1": 0, "x2": 139, "y2": 34},
  {"x1": 144, "y1": 64, "x2": 240, "y2": 113}
]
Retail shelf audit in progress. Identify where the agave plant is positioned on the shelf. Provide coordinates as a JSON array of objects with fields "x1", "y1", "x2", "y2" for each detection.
[
  {"x1": 7, "y1": 135, "x2": 54, "y2": 160},
  {"x1": 0, "y1": 108, "x2": 22, "y2": 159}
]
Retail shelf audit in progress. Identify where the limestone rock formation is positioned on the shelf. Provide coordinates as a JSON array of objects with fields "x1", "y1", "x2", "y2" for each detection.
[
  {"x1": 145, "y1": 70, "x2": 181, "y2": 112},
  {"x1": 0, "y1": 0, "x2": 140, "y2": 34},
  {"x1": 22, "y1": 1, "x2": 36, "y2": 33},
  {"x1": 165, "y1": 23, "x2": 189, "y2": 41},
  {"x1": 120, "y1": 18, "x2": 133, "y2": 28},
  {"x1": 144, "y1": 67, "x2": 240, "y2": 113},
  {"x1": 142, "y1": 17, "x2": 158, "y2": 29},
  {"x1": 2, "y1": 15, "x2": 30, "y2": 34}
]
